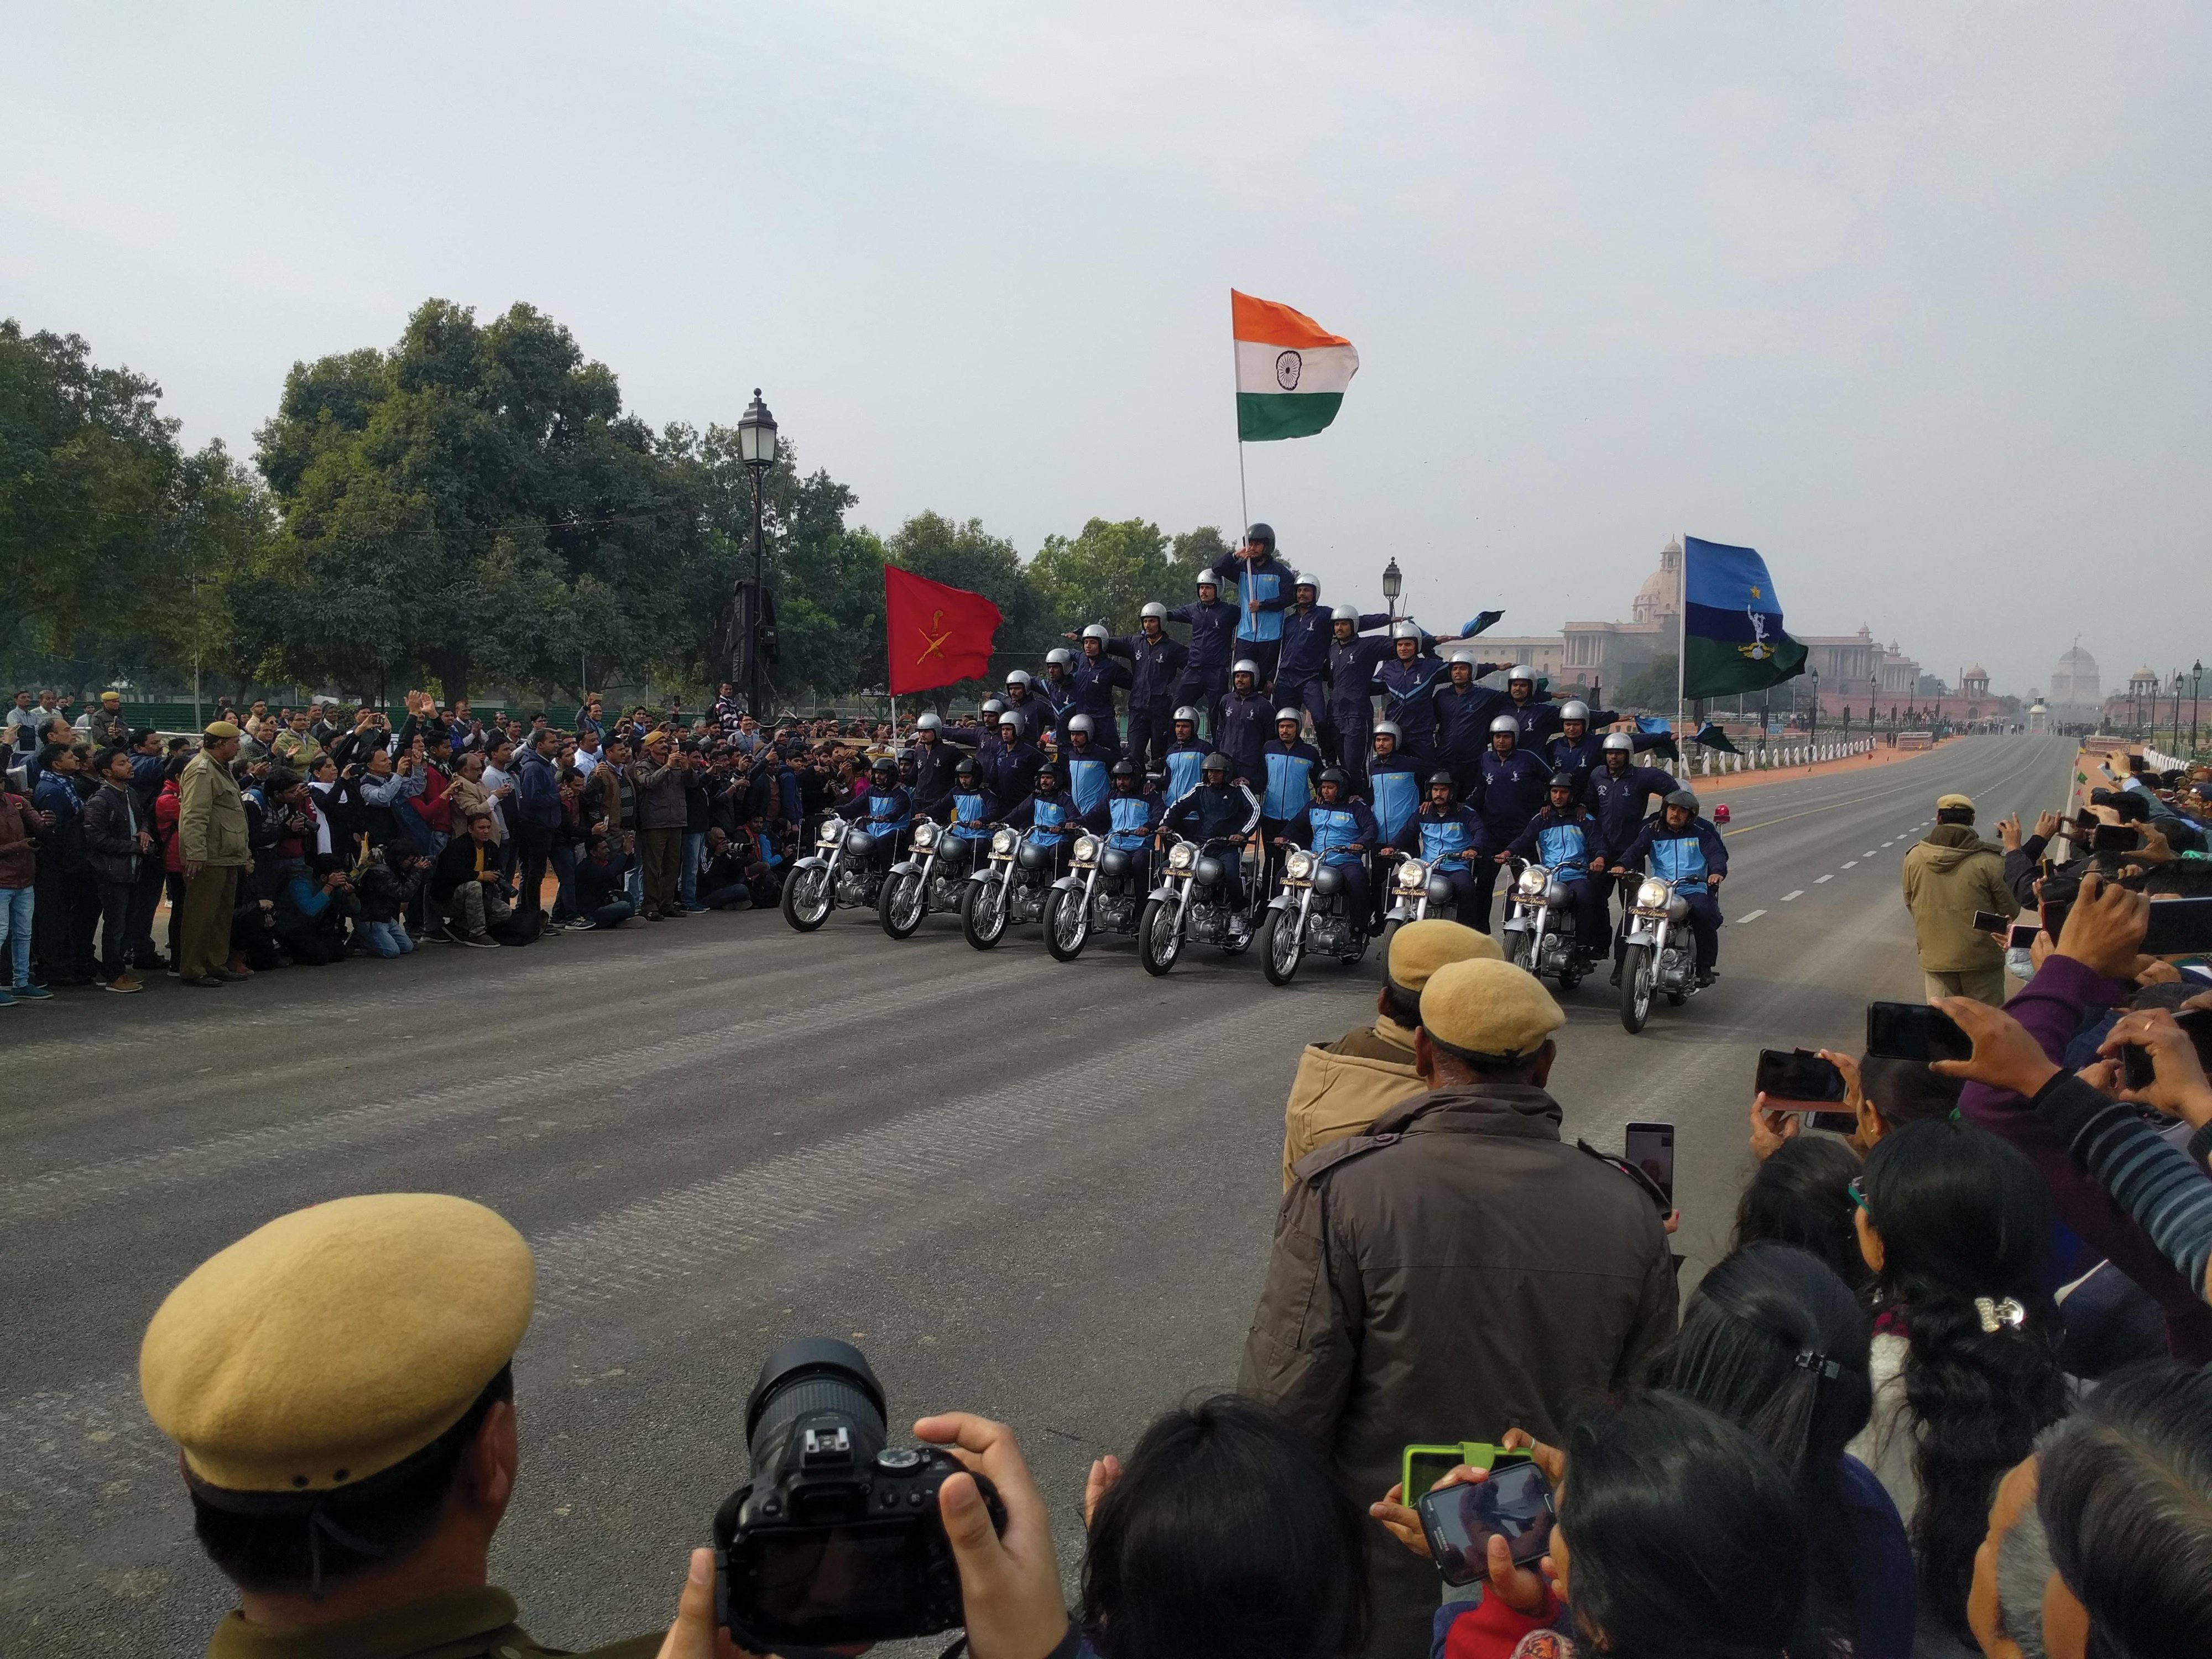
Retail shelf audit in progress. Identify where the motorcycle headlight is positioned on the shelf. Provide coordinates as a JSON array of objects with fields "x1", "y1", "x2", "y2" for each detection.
[
  {"x1": 1166, "y1": 841, "x2": 1196, "y2": 872},
  {"x1": 1517, "y1": 865, "x2": 1547, "y2": 896},
  {"x1": 1637, "y1": 878, "x2": 1670, "y2": 909},
  {"x1": 1072, "y1": 834, "x2": 1101, "y2": 865},
  {"x1": 910, "y1": 820, "x2": 938, "y2": 849},
  {"x1": 1396, "y1": 858, "x2": 1428, "y2": 889},
  {"x1": 1284, "y1": 850, "x2": 1316, "y2": 882},
  {"x1": 991, "y1": 828, "x2": 1017, "y2": 856},
  {"x1": 818, "y1": 816, "x2": 846, "y2": 848}
]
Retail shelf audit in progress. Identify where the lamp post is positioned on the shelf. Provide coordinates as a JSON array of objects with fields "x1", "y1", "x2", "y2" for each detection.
[
  {"x1": 1807, "y1": 669, "x2": 1818, "y2": 763},
  {"x1": 1381, "y1": 557, "x2": 1402, "y2": 621},
  {"x1": 2192, "y1": 659, "x2": 2203, "y2": 757},
  {"x1": 735, "y1": 388, "x2": 779, "y2": 720}
]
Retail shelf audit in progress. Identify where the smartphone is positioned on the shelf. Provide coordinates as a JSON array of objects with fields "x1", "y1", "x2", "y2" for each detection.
[
  {"x1": 1417, "y1": 1460, "x2": 1556, "y2": 1583},
  {"x1": 1402, "y1": 1442, "x2": 1498, "y2": 1503},
  {"x1": 2007, "y1": 922, "x2": 2042, "y2": 951},
  {"x1": 1756, "y1": 1048, "x2": 1846, "y2": 1103},
  {"x1": 2140, "y1": 899, "x2": 2212, "y2": 956},
  {"x1": 1623, "y1": 1121, "x2": 1675, "y2": 1205},
  {"x1": 2093, "y1": 824, "x2": 2143, "y2": 854},
  {"x1": 1866, "y1": 1001, "x2": 1974, "y2": 1063},
  {"x1": 1972, "y1": 910, "x2": 2012, "y2": 935},
  {"x1": 2121, "y1": 1044, "x2": 2159, "y2": 1093}
]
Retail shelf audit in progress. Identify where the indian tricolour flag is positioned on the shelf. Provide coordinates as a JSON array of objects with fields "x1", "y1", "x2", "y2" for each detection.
[{"x1": 1233, "y1": 289, "x2": 1359, "y2": 441}]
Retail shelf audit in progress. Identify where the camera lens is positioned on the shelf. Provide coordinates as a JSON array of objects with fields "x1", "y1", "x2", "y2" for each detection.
[{"x1": 745, "y1": 1338, "x2": 888, "y2": 1484}]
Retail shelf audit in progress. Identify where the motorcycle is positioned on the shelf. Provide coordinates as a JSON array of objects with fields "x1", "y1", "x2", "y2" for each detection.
[
  {"x1": 961, "y1": 825, "x2": 1055, "y2": 950},
  {"x1": 1617, "y1": 872, "x2": 1703, "y2": 1033},
  {"x1": 878, "y1": 816, "x2": 977, "y2": 939},
  {"x1": 1259, "y1": 849, "x2": 1371, "y2": 985},
  {"x1": 1377, "y1": 852, "x2": 1462, "y2": 952},
  {"x1": 1138, "y1": 836, "x2": 1259, "y2": 977},
  {"x1": 781, "y1": 813, "x2": 890, "y2": 932},
  {"x1": 1499, "y1": 859, "x2": 1588, "y2": 992},
  {"x1": 1044, "y1": 832, "x2": 1146, "y2": 961}
]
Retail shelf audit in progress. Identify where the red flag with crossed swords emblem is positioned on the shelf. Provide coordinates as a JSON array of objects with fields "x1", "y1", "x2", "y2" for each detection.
[{"x1": 883, "y1": 565, "x2": 1005, "y2": 695}]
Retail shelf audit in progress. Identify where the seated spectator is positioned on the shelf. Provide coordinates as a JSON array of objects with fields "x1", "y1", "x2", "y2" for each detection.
[
  {"x1": 355, "y1": 842, "x2": 429, "y2": 958},
  {"x1": 572, "y1": 833, "x2": 637, "y2": 930},
  {"x1": 431, "y1": 812, "x2": 509, "y2": 947},
  {"x1": 695, "y1": 826, "x2": 768, "y2": 910},
  {"x1": 1848, "y1": 1117, "x2": 2070, "y2": 1644},
  {"x1": 272, "y1": 853, "x2": 356, "y2": 965}
]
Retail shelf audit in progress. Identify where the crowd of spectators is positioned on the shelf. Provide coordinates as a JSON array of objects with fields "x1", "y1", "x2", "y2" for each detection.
[{"x1": 1, "y1": 682, "x2": 929, "y2": 997}]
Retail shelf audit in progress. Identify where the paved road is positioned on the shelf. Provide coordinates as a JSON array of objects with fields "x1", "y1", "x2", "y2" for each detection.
[{"x1": 0, "y1": 734, "x2": 2078, "y2": 1655}]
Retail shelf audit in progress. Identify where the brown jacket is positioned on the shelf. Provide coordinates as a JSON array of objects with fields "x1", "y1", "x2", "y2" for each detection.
[
  {"x1": 1279, "y1": 1015, "x2": 1425, "y2": 1190},
  {"x1": 178, "y1": 751, "x2": 252, "y2": 868},
  {"x1": 633, "y1": 759, "x2": 690, "y2": 830},
  {"x1": 447, "y1": 773, "x2": 503, "y2": 842},
  {"x1": 1240, "y1": 1083, "x2": 1677, "y2": 1659},
  {"x1": 1901, "y1": 823, "x2": 2017, "y2": 972},
  {"x1": 0, "y1": 791, "x2": 36, "y2": 887}
]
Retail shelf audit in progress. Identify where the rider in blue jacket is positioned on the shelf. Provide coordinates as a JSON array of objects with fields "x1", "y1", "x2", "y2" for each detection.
[
  {"x1": 1473, "y1": 717, "x2": 1552, "y2": 930},
  {"x1": 1618, "y1": 789, "x2": 1729, "y2": 986},
  {"x1": 843, "y1": 757, "x2": 913, "y2": 869},
  {"x1": 1167, "y1": 573, "x2": 1240, "y2": 736},
  {"x1": 1282, "y1": 768, "x2": 1379, "y2": 921},
  {"x1": 1259, "y1": 711, "x2": 1322, "y2": 879},
  {"x1": 1433, "y1": 651, "x2": 1517, "y2": 789},
  {"x1": 1060, "y1": 714, "x2": 1116, "y2": 817},
  {"x1": 1004, "y1": 759, "x2": 1082, "y2": 876},
  {"x1": 1504, "y1": 773, "x2": 1611, "y2": 960},
  {"x1": 1364, "y1": 722, "x2": 1423, "y2": 926},
  {"x1": 942, "y1": 760, "x2": 998, "y2": 870},
  {"x1": 1413, "y1": 773, "x2": 1491, "y2": 929},
  {"x1": 1210, "y1": 524, "x2": 1297, "y2": 687},
  {"x1": 1084, "y1": 759, "x2": 1163, "y2": 886},
  {"x1": 1161, "y1": 707, "x2": 1212, "y2": 802}
]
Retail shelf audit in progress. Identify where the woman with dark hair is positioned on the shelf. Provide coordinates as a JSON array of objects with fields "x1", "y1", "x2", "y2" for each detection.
[
  {"x1": 1079, "y1": 1395, "x2": 1368, "y2": 1659},
  {"x1": 1733, "y1": 1135, "x2": 1872, "y2": 1292},
  {"x1": 1849, "y1": 1116, "x2": 2070, "y2": 1644},
  {"x1": 1666, "y1": 1243, "x2": 1913, "y2": 1659}
]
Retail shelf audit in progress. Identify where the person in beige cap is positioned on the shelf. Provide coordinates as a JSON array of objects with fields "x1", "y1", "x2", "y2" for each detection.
[
  {"x1": 1240, "y1": 957, "x2": 1676, "y2": 1659},
  {"x1": 176, "y1": 722, "x2": 252, "y2": 987},
  {"x1": 1901, "y1": 791, "x2": 2017, "y2": 1006},
  {"x1": 87, "y1": 688, "x2": 132, "y2": 749},
  {"x1": 141, "y1": 1193, "x2": 659, "y2": 1659},
  {"x1": 1277, "y1": 918, "x2": 1499, "y2": 1188}
]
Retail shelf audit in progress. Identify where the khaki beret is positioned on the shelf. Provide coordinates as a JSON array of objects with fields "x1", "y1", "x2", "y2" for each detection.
[
  {"x1": 1420, "y1": 958, "x2": 1564, "y2": 1063},
  {"x1": 1386, "y1": 918, "x2": 1499, "y2": 993},
  {"x1": 100, "y1": 690, "x2": 122, "y2": 702},
  {"x1": 140, "y1": 1194, "x2": 534, "y2": 1494},
  {"x1": 202, "y1": 721, "x2": 243, "y2": 739},
  {"x1": 1937, "y1": 793, "x2": 1973, "y2": 811}
]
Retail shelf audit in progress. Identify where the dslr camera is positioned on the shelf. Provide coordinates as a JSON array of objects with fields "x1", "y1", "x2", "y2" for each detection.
[{"x1": 713, "y1": 1339, "x2": 1005, "y2": 1656}]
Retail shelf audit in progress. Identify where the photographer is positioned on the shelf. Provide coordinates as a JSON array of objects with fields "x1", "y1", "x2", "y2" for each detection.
[{"x1": 356, "y1": 841, "x2": 429, "y2": 958}]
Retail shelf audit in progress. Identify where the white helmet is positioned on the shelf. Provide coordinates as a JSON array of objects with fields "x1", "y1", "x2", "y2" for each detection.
[
  {"x1": 1005, "y1": 669, "x2": 1031, "y2": 689},
  {"x1": 1489, "y1": 714, "x2": 1520, "y2": 735},
  {"x1": 1140, "y1": 601, "x2": 1168, "y2": 622},
  {"x1": 1045, "y1": 647, "x2": 1074, "y2": 669},
  {"x1": 979, "y1": 698, "x2": 1005, "y2": 717},
  {"x1": 998, "y1": 712, "x2": 1021, "y2": 730},
  {"x1": 1294, "y1": 571, "x2": 1320, "y2": 593},
  {"x1": 1331, "y1": 604, "x2": 1360, "y2": 623},
  {"x1": 1081, "y1": 623, "x2": 1110, "y2": 642},
  {"x1": 915, "y1": 712, "x2": 942, "y2": 733},
  {"x1": 1196, "y1": 573, "x2": 1220, "y2": 593},
  {"x1": 1560, "y1": 700, "x2": 1590, "y2": 723},
  {"x1": 1233, "y1": 658, "x2": 1260, "y2": 679},
  {"x1": 1373, "y1": 721, "x2": 1402, "y2": 745},
  {"x1": 1068, "y1": 713, "x2": 1095, "y2": 737},
  {"x1": 1509, "y1": 664, "x2": 1537, "y2": 682},
  {"x1": 1275, "y1": 708, "x2": 1302, "y2": 724},
  {"x1": 1601, "y1": 732, "x2": 1634, "y2": 753},
  {"x1": 1390, "y1": 620, "x2": 1422, "y2": 640},
  {"x1": 1172, "y1": 705, "x2": 1202, "y2": 724},
  {"x1": 1449, "y1": 648, "x2": 1479, "y2": 665}
]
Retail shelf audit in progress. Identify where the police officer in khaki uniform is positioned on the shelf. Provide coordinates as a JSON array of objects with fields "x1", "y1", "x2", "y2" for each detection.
[{"x1": 139, "y1": 1193, "x2": 662, "y2": 1659}]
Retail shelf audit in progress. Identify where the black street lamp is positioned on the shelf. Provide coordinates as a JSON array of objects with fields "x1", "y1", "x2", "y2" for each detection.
[
  {"x1": 1807, "y1": 669, "x2": 1818, "y2": 763},
  {"x1": 735, "y1": 388, "x2": 779, "y2": 719},
  {"x1": 2192, "y1": 659, "x2": 2203, "y2": 757},
  {"x1": 1381, "y1": 557, "x2": 1402, "y2": 620}
]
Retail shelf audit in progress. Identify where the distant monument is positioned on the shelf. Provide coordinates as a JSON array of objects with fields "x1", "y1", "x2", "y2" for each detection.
[{"x1": 2047, "y1": 644, "x2": 2101, "y2": 724}]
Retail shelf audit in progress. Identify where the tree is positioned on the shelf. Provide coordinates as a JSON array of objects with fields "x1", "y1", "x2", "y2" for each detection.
[
  {"x1": 883, "y1": 512, "x2": 1041, "y2": 707},
  {"x1": 1615, "y1": 651, "x2": 1679, "y2": 713},
  {"x1": 1029, "y1": 517, "x2": 1186, "y2": 639}
]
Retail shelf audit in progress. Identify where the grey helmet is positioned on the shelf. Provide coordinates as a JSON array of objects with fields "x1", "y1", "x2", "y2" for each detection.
[
  {"x1": 1489, "y1": 714, "x2": 1520, "y2": 735},
  {"x1": 1373, "y1": 721, "x2": 1402, "y2": 746},
  {"x1": 1293, "y1": 571, "x2": 1320, "y2": 595},
  {"x1": 979, "y1": 698, "x2": 1005, "y2": 718},
  {"x1": 1559, "y1": 700, "x2": 1590, "y2": 723},
  {"x1": 1508, "y1": 664, "x2": 1537, "y2": 682},
  {"x1": 1140, "y1": 601, "x2": 1168, "y2": 622},
  {"x1": 1081, "y1": 623, "x2": 1110, "y2": 643},
  {"x1": 1449, "y1": 648, "x2": 1479, "y2": 666},
  {"x1": 1391, "y1": 619, "x2": 1422, "y2": 640},
  {"x1": 914, "y1": 711, "x2": 943, "y2": 733},
  {"x1": 1196, "y1": 572, "x2": 1220, "y2": 593},
  {"x1": 1045, "y1": 647, "x2": 1074, "y2": 669},
  {"x1": 1601, "y1": 732, "x2": 1635, "y2": 753},
  {"x1": 1665, "y1": 789, "x2": 1700, "y2": 815},
  {"x1": 1275, "y1": 708, "x2": 1303, "y2": 725},
  {"x1": 1232, "y1": 658, "x2": 1261, "y2": 679},
  {"x1": 1005, "y1": 669, "x2": 1031, "y2": 690},
  {"x1": 1331, "y1": 604, "x2": 1360, "y2": 623},
  {"x1": 1108, "y1": 758, "x2": 1137, "y2": 780},
  {"x1": 1201, "y1": 752, "x2": 1232, "y2": 776},
  {"x1": 1067, "y1": 713, "x2": 1095, "y2": 738},
  {"x1": 1317, "y1": 766, "x2": 1351, "y2": 789},
  {"x1": 1172, "y1": 705, "x2": 1202, "y2": 725}
]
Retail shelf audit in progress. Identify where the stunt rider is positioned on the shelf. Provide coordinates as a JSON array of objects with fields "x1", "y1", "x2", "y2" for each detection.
[
  {"x1": 1618, "y1": 789, "x2": 1729, "y2": 988},
  {"x1": 1085, "y1": 758, "x2": 1162, "y2": 886},
  {"x1": 1004, "y1": 758, "x2": 1081, "y2": 877},
  {"x1": 1413, "y1": 772, "x2": 1490, "y2": 926},
  {"x1": 1365, "y1": 722, "x2": 1423, "y2": 926},
  {"x1": 842, "y1": 756, "x2": 913, "y2": 871},
  {"x1": 906, "y1": 711, "x2": 962, "y2": 822},
  {"x1": 1260, "y1": 707, "x2": 1322, "y2": 881},
  {"x1": 1500, "y1": 664, "x2": 1566, "y2": 745},
  {"x1": 1166, "y1": 572, "x2": 1240, "y2": 737},
  {"x1": 1209, "y1": 523, "x2": 1297, "y2": 688},
  {"x1": 1102, "y1": 603, "x2": 1188, "y2": 769},
  {"x1": 1271, "y1": 573, "x2": 1340, "y2": 763},
  {"x1": 1323, "y1": 603, "x2": 1398, "y2": 787},
  {"x1": 1061, "y1": 624, "x2": 1131, "y2": 755},
  {"x1": 1161, "y1": 707, "x2": 1212, "y2": 801},
  {"x1": 1215, "y1": 659, "x2": 1274, "y2": 790},
  {"x1": 1159, "y1": 752, "x2": 1262, "y2": 926},
  {"x1": 1061, "y1": 713, "x2": 1115, "y2": 816},
  {"x1": 1373, "y1": 622, "x2": 1459, "y2": 772},
  {"x1": 1281, "y1": 766, "x2": 1379, "y2": 921},
  {"x1": 985, "y1": 711, "x2": 1044, "y2": 807},
  {"x1": 1503, "y1": 771, "x2": 1611, "y2": 962},
  {"x1": 1473, "y1": 714, "x2": 1552, "y2": 930},
  {"x1": 1584, "y1": 730, "x2": 1679, "y2": 942},
  {"x1": 942, "y1": 758, "x2": 998, "y2": 870},
  {"x1": 1000, "y1": 670, "x2": 1055, "y2": 746}
]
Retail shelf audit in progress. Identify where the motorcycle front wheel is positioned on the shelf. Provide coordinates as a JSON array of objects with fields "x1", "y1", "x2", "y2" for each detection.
[
  {"x1": 1044, "y1": 888, "x2": 1092, "y2": 962},
  {"x1": 1139, "y1": 896, "x2": 1182, "y2": 977},
  {"x1": 878, "y1": 869, "x2": 927, "y2": 940},
  {"x1": 1502, "y1": 927, "x2": 1533, "y2": 973},
  {"x1": 781, "y1": 865, "x2": 833, "y2": 932},
  {"x1": 1619, "y1": 943, "x2": 1654, "y2": 1033},
  {"x1": 961, "y1": 878, "x2": 1009, "y2": 950},
  {"x1": 1261, "y1": 909, "x2": 1303, "y2": 986}
]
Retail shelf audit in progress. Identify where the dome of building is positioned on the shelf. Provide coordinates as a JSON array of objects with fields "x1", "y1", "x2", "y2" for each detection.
[
  {"x1": 2048, "y1": 646, "x2": 2100, "y2": 707},
  {"x1": 2131, "y1": 665, "x2": 2159, "y2": 683},
  {"x1": 1630, "y1": 538, "x2": 1683, "y2": 626},
  {"x1": 1964, "y1": 664, "x2": 1989, "y2": 680}
]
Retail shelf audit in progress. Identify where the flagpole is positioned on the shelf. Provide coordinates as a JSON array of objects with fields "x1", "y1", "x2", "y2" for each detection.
[
  {"x1": 1675, "y1": 534, "x2": 1688, "y2": 779},
  {"x1": 1231, "y1": 294, "x2": 1250, "y2": 532}
]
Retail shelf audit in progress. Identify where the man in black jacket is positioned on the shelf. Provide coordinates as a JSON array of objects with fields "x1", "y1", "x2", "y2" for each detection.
[
  {"x1": 430, "y1": 813, "x2": 509, "y2": 947},
  {"x1": 84, "y1": 748, "x2": 154, "y2": 992}
]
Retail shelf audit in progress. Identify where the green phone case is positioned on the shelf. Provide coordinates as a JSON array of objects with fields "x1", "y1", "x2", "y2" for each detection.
[{"x1": 1401, "y1": 1441, "x2": 1498, "y2": 1499}]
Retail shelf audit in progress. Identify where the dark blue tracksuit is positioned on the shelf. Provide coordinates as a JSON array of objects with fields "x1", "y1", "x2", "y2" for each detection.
[
  {"x1": 1286, "y1": 797, "x2": 1379, "y2": 920},
  {"x1": 1433, "y1": 677, "x2": 1517, "y2": 789},
  {"x1": 1162, "y1": 739, "x2": 1211, "y2": 803},
  {"x1": 1216, "y1": 689, "x2": 1274, "y2": 789},
  {"x1": 999, "y1": 690, "x2": 1056, "y2": 747},
  {"x1": 1210, "y1": 550, "x2": 1296, "y2": 685},
  {"x1": 907, "y1": 738, "x2": 963, "y2": 821},
  {"x1": 984, "y1": 741, "x2": 1045, "y2": 811},
  {"x1": 1509, "y1": 806, "x2": 1610, "y2": 954},
  {"x1": 1321, "y1": 616, "x2": 1396, "y2": 778},
  {"x1": 1105, "y1": 632, "x2": 1188, "y2": 768},
  {"x1": 1035, "y1": 671, "x2": 1078, "y2": 735},
  {"x1": 1470, "y1": 746, "x2": 1552, "y2": 930},
  {"x1": 1585, "y1": 763, "x2": 1680, "y2": 864},
  {"x1": 1063, "y1": 652, "x2": 1131, "y2": 754},
  {"x1": 1272, "y1": 603, "x2": 1336, "y2": 745},
  {"x1": 1620, "y1": 816, "x2": 1729, "y2": 972},
  {"x1": 1160, "y1": 780, "x2": 1262, "y2": 910},
  {"x1": 1167, "y1": 597, "x2": 1241, "y2": 733},
  {"x1": 1375, "y1": 653, "x2": 1451, "y2": 769},
  {"x1": 1414, "y1": 802, "x2": 1491, "y2": 927}
]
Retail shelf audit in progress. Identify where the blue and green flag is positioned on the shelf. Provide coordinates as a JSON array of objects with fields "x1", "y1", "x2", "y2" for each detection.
[{"x1": 1682, "y1": 536, "x2": 1808, "y2": 700}]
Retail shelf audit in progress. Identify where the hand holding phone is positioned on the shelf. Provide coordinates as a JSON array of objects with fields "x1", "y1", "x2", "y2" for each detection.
[
  {"x1": 1624, "y1": 1121, "x2": 1674, "y2": 1205},
  {"x1": 1866, "y1": 1001, "x2": 1974, "y2": 1063},
  {"x1": 1972, "y1": 910, "x2": 2012, "y2": 936}
]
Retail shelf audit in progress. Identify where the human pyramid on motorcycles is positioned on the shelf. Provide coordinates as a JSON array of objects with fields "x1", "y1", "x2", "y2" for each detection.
[{"x1": 780, "y1": 524, "x2": 1730, "y2": 1029}]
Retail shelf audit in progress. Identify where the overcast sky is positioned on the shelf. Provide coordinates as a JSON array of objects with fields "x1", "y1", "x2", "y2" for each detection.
[{"x1": 6, "y1": 3, "x2": 2207, "y2": 696}]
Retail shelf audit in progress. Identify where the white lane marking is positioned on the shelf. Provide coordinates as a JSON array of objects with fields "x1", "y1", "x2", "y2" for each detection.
[
  {"x1": 1781, "y1": 889, "x2": 1805, "y2": 900},
  {"x1": 1882, "y1": 840, "x2": 1894, "y2": 847},
  {"x1": 1863, "y1": 849, "x2": 1877, "y2": 856},
  {"x1": 1842, "y1": 860, "x2": 1858, "y2": 869},
  {"x1": 1815, "y1": 874, "x2": 1834, "y2": 883},
  {"x1": 1737, "y1": 909, "x2": 1767, "y2": 923}
]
